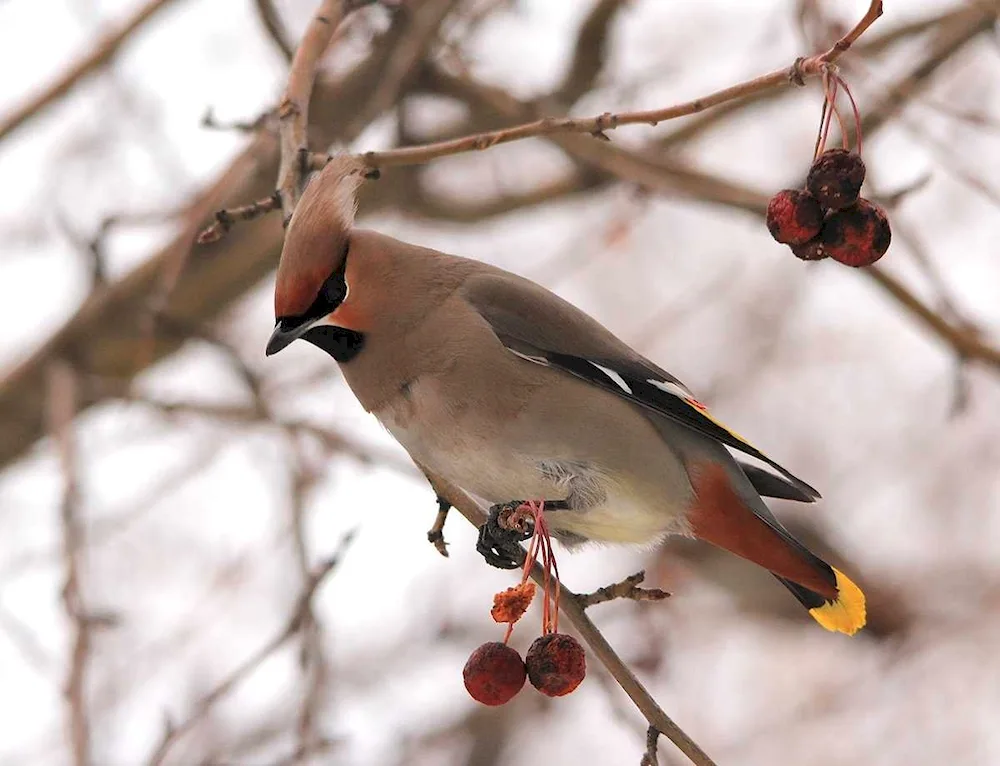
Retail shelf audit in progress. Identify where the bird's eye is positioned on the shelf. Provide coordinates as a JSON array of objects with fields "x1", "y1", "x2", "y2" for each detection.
[
  {"x1": 300, "y1": 241, "x2": 350, "y2": 322},
  {"x1": 320, "y1": 271, "x2": 347, "y2": 306}
]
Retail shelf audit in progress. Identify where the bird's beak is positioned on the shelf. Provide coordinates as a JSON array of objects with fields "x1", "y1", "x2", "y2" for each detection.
[{"x1": 266, "y1": 317, "x2": 315, "y2": 356}]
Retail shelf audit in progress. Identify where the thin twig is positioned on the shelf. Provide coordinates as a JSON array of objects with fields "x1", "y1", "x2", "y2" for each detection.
[
  {"x1": 86, "y1": 380, "x2": 416, "y2": 474},
  {"x1": 285, "y1": 440, "x2": 327, "y2": 761},
  {"x1": 254, "y1": 0, "x2": 296, "y2": 62},
  {"x1": 201, "y1": 106, "x2": 275, "y2": 134},
  {"x1": 196, "y1": 193, "x2": 282, "y2": 244},
  {"x1": 47, "y1": 360, "x2": 91, "y2": 766},
  {"x1": 552, "y1": 0, "x2": 629, "y2": 107},
  {"x1": 146, "y1": 535, "x2": 354, "y2": 766},
  {"x1": 641, "y1": 726, "x2": 662, "y2": 766},
  {"x1": 576, "y1": 571, "x2": 670, "y2": 609}
]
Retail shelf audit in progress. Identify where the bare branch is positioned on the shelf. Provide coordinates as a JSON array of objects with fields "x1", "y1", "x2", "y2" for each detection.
[
  {"x1": 47, "y1": 360, "x2": 90, "y2": 766},
  {"x1": 552, "y1": 0, "x2": 629, "y2": 107},
  {"x1": 254, "y1": 0, "x2": 296, "y2": 63},
  {"x1": 201, "y1": 106, "x2": 275, "y2": 133},
  {"x1": 641, "y1": 726, "x2": 661, "y2": 766},
  {"x1": 286, "y1": 446, "x2": 326, "y2": 761},
  {"x1": 146, "y1": 534, "x2": 354, "y2": 766},
  {"x1": 276, "y1": 0, "x2": 372, "y2": 220},
  {"x1": 197, "y1": 193, "x2": 282, "y2": 244},
  {"x1": 85, "y1": 381, "x2": 417, "y2": 474},
  {"x1": 0, "y1": 0, "x2": 182, "y2": 145},
  {"x1": 576, "y1": 571, "x2": 670, "y2": 609},
  {"x1": 349, "y1": 1, "x2": 883, "y2": 171}
]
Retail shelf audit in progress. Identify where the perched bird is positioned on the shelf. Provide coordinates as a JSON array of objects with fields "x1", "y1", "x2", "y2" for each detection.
[{"x1": 266, "y1": 157, "x2": 866, "y2": 636}]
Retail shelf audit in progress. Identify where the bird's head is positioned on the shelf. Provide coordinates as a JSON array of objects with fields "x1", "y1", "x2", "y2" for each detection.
[{"x1": 266, "y1": 156, "x2": 369, "y2": 360}]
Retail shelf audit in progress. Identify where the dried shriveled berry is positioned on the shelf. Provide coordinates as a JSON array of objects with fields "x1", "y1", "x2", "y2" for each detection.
[
  {"x1": 790, "y1": 238, "x2": 828, "y2": 261},
  {"x1": 463, "y1": 642, "x2": 526, "y2": 706},
  {"x1": 766, "y1": 189, "x2": 823, "y2": 245},
  {"x1": 821, "y1": 198, "x2": 891, "y2": 267},
  {"x1": 491, "y1": 581, "x2": 536, "y2": 625},
  {"x1": 525, "y1": 633, "x2": 586, "y2": 697},
  {"x1": 807, "y1": 148, "x2": 866, "y2": 210}
]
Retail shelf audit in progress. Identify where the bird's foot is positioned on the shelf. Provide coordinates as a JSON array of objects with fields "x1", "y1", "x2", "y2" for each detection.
[
  {"x1": 426, "y1": 495, "x2": 451, "y2": 558},
  {"x1": 476, "y1": 500, "x2": 569, "y2": 570},
  {"x1": 477, "y1": 501, "x2": 532, "y2": 570}
]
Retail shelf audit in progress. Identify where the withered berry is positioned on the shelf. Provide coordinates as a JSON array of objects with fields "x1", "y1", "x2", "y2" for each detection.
[
  {"x1": 790, "y1": 238, "x2": 828, "y2": 261},
  {"x1": 821, "y1": 198, "x2": 891, "y2": 267},
  {"x1": 491, "y1": 581, "x2": 536, "y2": 625},
  {"x1": 806, "y1": 148, "x2": 866, "y2": 210},
  {"x1": 463, "y1": 642, "x2": 526, "y2": 706},
  {"x1": 525, "y1": 633, "x2": 586, "y2": 697},
  {"x1": 766, "y1": 189, "x2": 823, "y2": 245}
]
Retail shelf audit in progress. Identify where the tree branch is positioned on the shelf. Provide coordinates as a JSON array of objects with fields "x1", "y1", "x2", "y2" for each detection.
[
  {"x1": 552, "y1": 0, "x2": 629, "y2": 107},
  {"x1": 0, "y1": 0, "x2": 182, "y2": 145},
  {"x1": 47, "y1": 360, "x2": 91, "y2": 766},
  {"x1": 348, "y1": 1, "x2": 882, "y2": 171},
  {"x1": 276, "y1": 0, "x2": 373, "y2": 221},
  {"x1": 576, "y1": 571, "x2": 670, "y2": 609},
  {"x1": 641, "y1": 726, "x2": 662, "y2": 766},
  {"x1": 254, "y1": 0, "x2": 295, "y2": 63},
  {"x1": 146, "y1": 534, "x2": 353, "y2": 766}
]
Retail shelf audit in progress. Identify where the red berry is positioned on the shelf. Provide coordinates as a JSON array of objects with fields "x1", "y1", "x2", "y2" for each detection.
[
  {"x1": 806, "y1": 149, "x2": 866, "y2": 210},
  {"x1": 820, "y1": 198, "x2": 891, "y2": 267},
  {"x1": 790, "y1": 238, "x2": 828, "y2": 261},
  {"x1": 463, "y1": 642, "x2": 526, "y2": 706},
  {"x1": 525, "y1": 633, "x2": 586, "y2": 697},
  {"x1": 766, "y1": 189, "x2": 823, "y2": 245}
]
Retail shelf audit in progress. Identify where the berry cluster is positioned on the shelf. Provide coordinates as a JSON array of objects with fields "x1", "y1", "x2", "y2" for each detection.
[
  {"x1": 463, "y1": 502, "x2": 586, "y2": 706},
  {"x1": 767, "y1": 71, "x2": 891, "y2": 267}
]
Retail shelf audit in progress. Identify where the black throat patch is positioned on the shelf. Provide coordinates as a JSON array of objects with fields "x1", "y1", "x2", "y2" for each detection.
[{"x1": 303, "y1": 326, "x2": 365, "y2": 363}]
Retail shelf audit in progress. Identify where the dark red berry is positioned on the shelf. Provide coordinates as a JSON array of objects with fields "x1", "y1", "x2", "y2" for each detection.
[
  {"x1": 820, "y1": 198, "x2": 891, "y2": 267},
  {"x1": 806, "y1": 149, "x2": 866, "y2": 210},
  {"x1": 766, "y1": 189, "x2": 823, "y2": 245},
  {"x1": 790, "y1": 238, "x2": 828, "y2": 261},
  {"x1": 525, "y1": 633, "x2": 586, "y2": 697},
  {"x1": 463, "y1": 642, "x2": 526, "y2": 706}
]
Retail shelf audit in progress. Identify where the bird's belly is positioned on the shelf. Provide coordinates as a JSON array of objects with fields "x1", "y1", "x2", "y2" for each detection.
[
  {"x1": 374, "y1": 375, "x2": 691, "y2": 545},
  {"x1": 374, "y1": 385, "x2": 558, "y2": 503}
]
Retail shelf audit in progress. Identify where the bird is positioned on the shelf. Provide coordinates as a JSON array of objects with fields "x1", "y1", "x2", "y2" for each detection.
[{"x1": 265, "y1": 156, "x2": 866, "y2": 636}]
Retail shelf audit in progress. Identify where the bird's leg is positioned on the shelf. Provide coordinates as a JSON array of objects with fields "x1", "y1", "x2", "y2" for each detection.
[
  {"x1": 426, "y1": 495, "x2": 451, "y2": 558},
  {"x1": 476, "y1": 499, "x2": 570, "y2": 570}
]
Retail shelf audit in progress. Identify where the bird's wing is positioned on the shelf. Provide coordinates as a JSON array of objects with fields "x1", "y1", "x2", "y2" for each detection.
[{"x1": 461, "y1": 271, "x2": 820, "y2": 502}]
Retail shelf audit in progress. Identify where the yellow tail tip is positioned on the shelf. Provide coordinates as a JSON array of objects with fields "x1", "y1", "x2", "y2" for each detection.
[{"x1": 808, "y1": 568, "x2": 866, "y2": 636}]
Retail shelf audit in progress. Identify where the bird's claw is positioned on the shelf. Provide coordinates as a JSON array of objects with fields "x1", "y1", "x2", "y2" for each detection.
[{"x1": 476, "y1": 501, "x2": 534, "y2": 570}]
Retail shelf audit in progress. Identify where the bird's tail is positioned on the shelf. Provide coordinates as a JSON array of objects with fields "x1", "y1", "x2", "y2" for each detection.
[
  {"x1": 688, "y1": 462, "x2": 866, "y2": 636},
  {"x1": 775, "y1": 568, "x2": 866, "y2": 636}
]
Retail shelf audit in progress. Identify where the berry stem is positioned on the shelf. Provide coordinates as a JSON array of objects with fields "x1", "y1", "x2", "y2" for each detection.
[
  {"x1": 834, "y1": 72, "x2": 863, "y2": 156},
  {"x1": 513, "y1": 500, "x2": 562, "y2": 635}
]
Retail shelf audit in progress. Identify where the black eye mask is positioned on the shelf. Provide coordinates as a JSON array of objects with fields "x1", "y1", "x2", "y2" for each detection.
[{"x1": 302, "y1": 246, "x2": 349, "y2": 323}]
